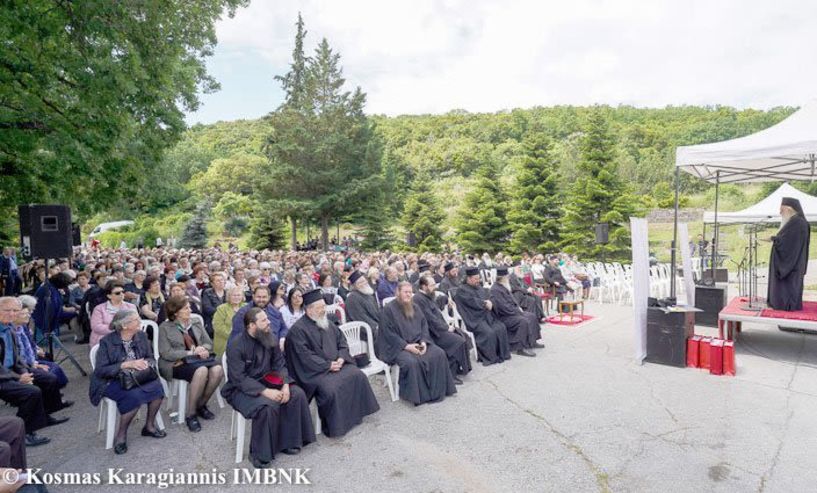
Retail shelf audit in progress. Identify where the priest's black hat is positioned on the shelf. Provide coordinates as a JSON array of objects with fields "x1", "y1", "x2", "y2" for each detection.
[
  {"x1": 781, "y1": 197, "x2": 805, "y2": 216},
  {"x1": 349, "y1": 270, "x2": 364, "y2": 285},
  {"x1": 418, "y1": 262, "x2": 430, "y2": 273},
  {"x1": 465, "y1": 266, "x2": 480, "y2": 277},
  {"x1": 496, "y1": 267, "x2": 509, "y2": 276},
  {"x1": 444, "y1": 262, "x2": 455, "y2": 272},
  {"x1": 302, "y1": 288, "x2": 324, "y2": 306}
]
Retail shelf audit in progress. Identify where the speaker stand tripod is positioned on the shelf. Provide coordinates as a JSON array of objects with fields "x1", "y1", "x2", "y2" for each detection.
[{"x1": 37, "y1": 331, "x2": 87, "y2": 376}]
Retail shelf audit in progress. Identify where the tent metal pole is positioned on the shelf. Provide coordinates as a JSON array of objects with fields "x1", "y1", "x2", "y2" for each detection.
[
  {"x1": 711, "y1": 171, "x2": 720, "y2": 283},
  {"x1": 670, "y1": 167, "x2": 680, "y2": 301}
]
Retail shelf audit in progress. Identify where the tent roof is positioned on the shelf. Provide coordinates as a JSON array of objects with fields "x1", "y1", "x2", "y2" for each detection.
[
  {"x1": 676, "y1": 102, "x2": 817, "y2": 184},
  {"x1": 703, "y1": 182, "x2": 817, "y2": 224}
]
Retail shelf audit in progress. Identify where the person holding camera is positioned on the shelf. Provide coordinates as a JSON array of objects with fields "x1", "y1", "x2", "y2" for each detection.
[
  {"x1": 90, "y1": 310, "x2": 166, "y2": 455},
  {"x1": 157, "y1": 296, "x2": 223, "y2": 433}
]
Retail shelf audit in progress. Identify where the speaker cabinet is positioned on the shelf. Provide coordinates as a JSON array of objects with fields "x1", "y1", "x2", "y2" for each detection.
[
  {"x1": 694, "y1": 285, "x2": 728, "y2": 327},
  {"x1": 18, "y1": 205, "x2": 73, "y2": 260},
  {"x1": 645, "y1": 307, "x2": 695, "y2": 367},
  {"x1": 595, "y1": 223, "x2": 609, "y2": 244}
]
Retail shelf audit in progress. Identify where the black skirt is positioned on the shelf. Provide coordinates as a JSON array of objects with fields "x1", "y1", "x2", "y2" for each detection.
[{"x1": 172, "y1": 358, "x2": 220, "y2": 382}]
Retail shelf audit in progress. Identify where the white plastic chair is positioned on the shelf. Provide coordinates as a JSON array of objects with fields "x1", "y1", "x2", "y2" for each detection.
[
  {"x1": 339, "y1": 321, "x2": 397, "y2": 402},
  {"x1": 382, "y1": 296, "x2": 395, "y2": 307},
  {"x1": 326, "y1": 304, "x2": 347, "y2": 324},
  {"x1": 224, "y1": 352, "x2": 321, "y2": 463},
  {"x1": 438, "y1": 292, "x2": 478, "y2": 362},
  {"x1": 90, "y1": 344, "x2": 165, "y2": 450}
]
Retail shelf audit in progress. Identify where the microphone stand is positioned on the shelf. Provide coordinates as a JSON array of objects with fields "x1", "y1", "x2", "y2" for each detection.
[{"x1": 740, "y1": 217, "x2": 774, "y2": 312}]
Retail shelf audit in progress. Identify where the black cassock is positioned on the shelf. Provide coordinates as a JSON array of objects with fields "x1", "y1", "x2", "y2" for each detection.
[
  {"x1": 509, "y1": 273, "x2": 545, "y2": 320},
  {"x1": 413, "y1": 291, "x2": 472, "y2": 376},
  {"x1": 768, "y1": 214, "x2": 811, "y2": 311},
  {"x1": 380, "y1": 302, "x2": 457, "y2": 405},
  {"x1": 221, "y1": 331, "x2": 316, "y2": 462},
  {"x1": 490, "y1": 283, "x2": 541, "y2": 350},
  {"x1": 345, "y1": 290, "x2": 382, "y2": 349},
  {"x1": 284, "y1": 316, "x2": 380, "y2": 437},
  {"x1": 453, "y1": 283, "x2": 511, "y2": 365}
]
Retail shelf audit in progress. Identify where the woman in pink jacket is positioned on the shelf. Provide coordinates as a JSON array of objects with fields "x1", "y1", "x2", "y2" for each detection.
[{"x1": 90, "y1": 281, "x2": 137, "y2": 347}]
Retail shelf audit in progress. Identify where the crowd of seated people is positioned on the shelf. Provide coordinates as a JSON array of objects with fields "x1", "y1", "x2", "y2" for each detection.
[{"x1": 0, "y1": 245, "x2": 598, "y2": 469}]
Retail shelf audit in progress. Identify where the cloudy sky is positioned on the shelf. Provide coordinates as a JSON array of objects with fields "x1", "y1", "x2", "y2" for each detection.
[{"x1": 186, "y1": 0, "x2": 816, "y2": 124}]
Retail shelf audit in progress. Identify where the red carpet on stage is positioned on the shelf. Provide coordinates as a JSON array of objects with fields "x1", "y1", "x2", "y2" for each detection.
[
  {"x1": 546, "y1": 314, "x2": 595, "y2": 326},
  {"x1": 761, "y1": 301, "x2": 817, "y2": 321},
  {"x1": 721, "y1": 297, "x2": 817, "y2": 322}
]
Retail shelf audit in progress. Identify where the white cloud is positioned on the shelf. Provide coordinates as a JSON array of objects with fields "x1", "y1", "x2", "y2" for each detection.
[{"x1": 194, "y1": 0, "x2": 817, "y2": 121}]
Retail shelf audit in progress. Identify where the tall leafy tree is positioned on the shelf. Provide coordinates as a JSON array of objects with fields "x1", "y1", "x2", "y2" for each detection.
[
  {"x1": 402, "y1": 172, "x2": 445, "y2": 253},
  {"x1": 259, "y1": 21, "x2": 382, "y2": 251},
  {"x1": 0, "y1": 0, "x2": 247, "y2": 225},
  {"x1": 561, "y1": 108, "x2": 636, "y2": 260},
  {"x1": 455, "y1": 164, "x2": 510, "y2": 254},
  {"x1": 508, "y1": 133, "x2": 562, "y2": 254}
]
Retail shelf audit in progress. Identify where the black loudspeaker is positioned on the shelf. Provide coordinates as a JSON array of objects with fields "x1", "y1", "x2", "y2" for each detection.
[
  {"x1": 18, "y1": 205, "x2": 73, "y2": 260},
  {"x1": 595, "y1": 223, "x2": 609, "y2": 244},
  {"x1": 645, "y1": 307, "x2": 694, "y2": 367},
  {"x1": 694, "y1": 285, "x2": 728, "y2": 327},
  {"x1": 71, "y1": 223, "x2": 82, "y2": 246}
]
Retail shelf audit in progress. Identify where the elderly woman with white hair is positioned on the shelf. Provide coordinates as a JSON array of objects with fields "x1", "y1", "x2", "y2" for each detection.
[{"x1": 90, "y1": 310, "x2": 166, "y2": 455}]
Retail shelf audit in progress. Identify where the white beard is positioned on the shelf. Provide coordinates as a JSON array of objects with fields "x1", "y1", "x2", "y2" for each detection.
[
  {"x1": 779, "y1": 212, "x2": 794, "y2": 232},
  {"x1": 500, "y1": 280, "x2": 511, "y2": 291},
  {"x1": 313, "y1": 315, "x2": 330, "y2": 330},
  {"x1": 357, "y1": 284, "x2": 374, "y2": 296}
]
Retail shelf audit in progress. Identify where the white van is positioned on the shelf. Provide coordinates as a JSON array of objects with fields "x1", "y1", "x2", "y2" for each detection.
[{"x1": 89, "y1": 220, "x2": 134, "y2": 238}]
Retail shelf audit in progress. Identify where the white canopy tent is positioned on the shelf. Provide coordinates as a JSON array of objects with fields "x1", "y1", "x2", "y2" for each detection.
[
  {"x1": 702, "y1": 182, "x2": 817, "y2": 224},
  {"x1": 676, "y1": 101, "x2": 817, "y2": 184}
]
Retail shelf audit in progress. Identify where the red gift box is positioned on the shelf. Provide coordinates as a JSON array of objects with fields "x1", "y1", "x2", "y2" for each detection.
[
  {"x1": 710, "y1": 339, "x2": 724, "y2": 375},
  {"x1": 699, "y1": 337, "x2": 712, "y2": 369},
  {"x1": 686, "y1": 336, "x2": 701, "y2": 368},
  {"x1": 723, "y1": 340, "x2": 735, "y2": 376}
]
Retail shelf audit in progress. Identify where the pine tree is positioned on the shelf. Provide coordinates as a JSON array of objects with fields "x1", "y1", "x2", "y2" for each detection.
[
  {"x1": 455, "y1": 164, "x2": 510, "y2": 254},
  {"x1": 508, "y1": 133, "x2": 562, "y2": 254},
  {"x1": 260, "y1": 24, "x2": 382, "y2": 252},
  {"x1": 247, "y1": 214, "x2": 287, "y2": 250},
  {"x1": 402, "y1": 172, "x2": 445, "y2": 253},
  {"x1": 179, "y1": 202, "x2": 210, "y2": 249},
  {"x1": 561, "y1": 108, "x2": 636, "y2": 260}
]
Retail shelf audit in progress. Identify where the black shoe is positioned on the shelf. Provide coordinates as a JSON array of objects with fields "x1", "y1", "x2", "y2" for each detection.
[
  {"x1": 185, "y1": 416, "x2": 201, "y2": 433},
  {"x1": 114, "y1": 442, "x2": 128, "y2": 455},
  {"x1": 46, "y1": 415, "x2": 69, "y2": 427},
  {"x1": 516, "y1": 349, "x2": 536, "y2": 357},
  {"x1": 59, "y1": 399, "x2": 75, "y2": 410},
  {"x1": 532, "y1": 342, "x2": 545, "y2": 349},
  {"x1": 196, "y1": 405, "x2": 215, "y2": 420},
  {"x1": 250, "y1": 455, "x2": 272, "y2": 468},
  {"x1": 281, "y1": 447, "x2": 301, "y2": 455},
  {"x1": 453, "y1": 376, "x2": 464, "y2": 385},
  {"x1": 25, "y1": 433, "x2": 50, "y2": 447},
  {"x1": 141, "y1": 427, "x2": 167, "y2": 438}
]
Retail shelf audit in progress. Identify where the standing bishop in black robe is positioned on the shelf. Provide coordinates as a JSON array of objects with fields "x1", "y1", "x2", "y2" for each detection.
[
  {"x1": 285, "y1": 290, "x2": 380, "y2": 437},
  {"x1": 381, "y1": 282, "x2": 457, "y2": 405},
  {"x1": 221, "y1": 307, "x2": 315, "y2": 467},
  {"x1": 345, "y1": 271, "x2": 382, "y2": 350},
  {"x1": 453, "y1": 267, "x2": 511, "y2": 365},
  {"x1": 768, "y1": 197, "x2": 811, "y2": 311},
  {"x1": 490, "y1": 268, "x2": 542, "y2": 356},
  {"x1": 413, "y1": 275, "x2": 471, "y2": 379}
]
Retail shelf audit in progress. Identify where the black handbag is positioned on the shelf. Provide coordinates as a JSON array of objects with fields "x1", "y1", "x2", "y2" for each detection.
[{"x1": 118, "y1": 359, "x2": 159, "y2": 390}]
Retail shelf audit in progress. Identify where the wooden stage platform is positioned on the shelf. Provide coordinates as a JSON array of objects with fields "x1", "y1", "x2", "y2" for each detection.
[{"x1": 718, "y1": 296, "x2": 817, "y2": 340}]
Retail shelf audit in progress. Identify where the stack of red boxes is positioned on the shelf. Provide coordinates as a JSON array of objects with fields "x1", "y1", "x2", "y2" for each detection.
[{"x1": 686, "y1": 335, "x2": 735, "y2": 376}]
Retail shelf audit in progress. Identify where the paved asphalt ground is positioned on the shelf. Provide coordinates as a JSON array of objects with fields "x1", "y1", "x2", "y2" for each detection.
[{"x1": 10, "y1": 297, "x2": 817, "y2": 492}]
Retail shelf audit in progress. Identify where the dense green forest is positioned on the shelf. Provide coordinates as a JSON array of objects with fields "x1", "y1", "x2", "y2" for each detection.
[{"x1": 70, "y1": 104, "x2": 795, "y2": 253}]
